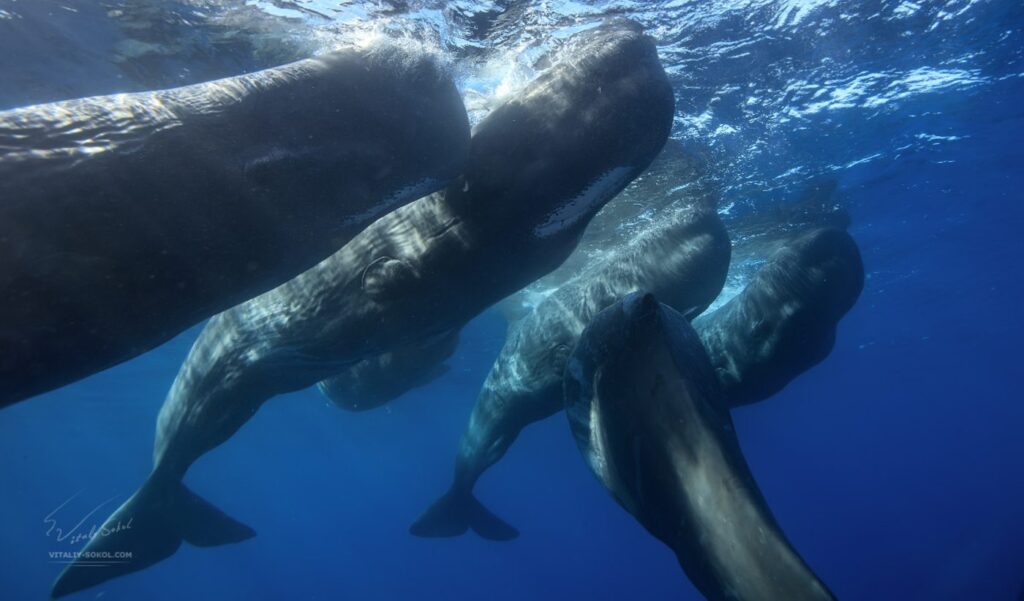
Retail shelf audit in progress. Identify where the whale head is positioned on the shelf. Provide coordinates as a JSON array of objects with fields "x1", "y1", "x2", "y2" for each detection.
[
  {"x1": 695, "y1": 227, "x2": 865, "y2": 406},
  {"x1": 448, "y1": 21, "x2": 675, "y2": 247}
]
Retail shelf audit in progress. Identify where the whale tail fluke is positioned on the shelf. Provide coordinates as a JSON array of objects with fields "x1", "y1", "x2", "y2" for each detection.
[
  {"x1": 51, "y1": 478, "x2": 255, "y2": 598},
  {"x1": 177, "y1": 484, "x2": 256, "y2": 548},
  {"x1": 410, "y1": 490, "x2": 518, "y2": 541}
]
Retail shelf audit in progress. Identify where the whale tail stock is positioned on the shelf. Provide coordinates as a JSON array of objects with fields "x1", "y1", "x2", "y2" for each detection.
[
  {"x1": 409, "y1": 489, "x2": 518, "y2": 541},
  {"x1": 51, "y1": 475, "x2": 255, "y2": 598}
]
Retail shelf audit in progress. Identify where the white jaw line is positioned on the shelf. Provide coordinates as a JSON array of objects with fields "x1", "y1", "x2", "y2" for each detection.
[
  {"x1": 341, "y1": 177, "x2": 441, "y2": 227},
  {"x1": 533, "y1": 166, "x2": 634, "y2": 238}
]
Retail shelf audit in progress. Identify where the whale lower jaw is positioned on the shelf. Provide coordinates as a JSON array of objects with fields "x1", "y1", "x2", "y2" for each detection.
[
  {"x1": 533, "y1": 166, "x2": 635, "y2": 238},
  {"x1": 341, "y1": 177, "x2": 442, "y2": 228}
]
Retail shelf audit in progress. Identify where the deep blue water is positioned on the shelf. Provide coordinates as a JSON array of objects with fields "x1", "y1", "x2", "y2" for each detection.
[{"x1": 2, "y1": 1, "x2": 1023, "y2": 600}]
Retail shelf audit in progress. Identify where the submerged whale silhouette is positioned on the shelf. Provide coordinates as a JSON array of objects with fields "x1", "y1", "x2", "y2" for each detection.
[
  {"x1": 51, "y1": 20, "x2": 675, "y2": 597},
  {"x1": 413, "y1": 226, "x2": 863, "y2": 539},
  {"x1": 412, "y1": 205, "x2": 731, "y2": 539}
]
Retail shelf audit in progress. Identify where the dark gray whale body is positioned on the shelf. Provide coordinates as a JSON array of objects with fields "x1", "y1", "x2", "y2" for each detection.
[
  {"x1": 319, "y1": 330, "x2": 460, "y2": 411},
  {"x1": 694, "y1": 226, "x2": 865, "y2": 406},
  {"x1": 565, "y1": 292, "x2": 836, "y2": 601},
  {"x1": 0, "y1": 41, "x2": 469, "y2": 407},
  {"x1": 52, "y1": 21, "x2": 674, "y2": 597},
  {"x1": 315, "y1": 140, "x2": 718, "y2": 410},
  {"x1": 411, "y1": 206, "x2": 732, "y2": 539},
  {"x1": 413, "y1": 226, "x2": 863, "y2": 539}
]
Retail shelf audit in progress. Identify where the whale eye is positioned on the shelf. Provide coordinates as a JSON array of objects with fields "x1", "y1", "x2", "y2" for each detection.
[
  {"x1": 361, "y1": 256, "x2": 418, "y2": 298},
  {"x1": 552, "y1": 343, "x2": 572, "y2": 366},
  {"x1": 749, "y1": 318, "x2": 769, "y2": 341}
]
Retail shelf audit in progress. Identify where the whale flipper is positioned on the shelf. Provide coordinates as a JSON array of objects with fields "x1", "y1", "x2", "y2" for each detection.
[
  {"x1": 410, "y1": 490, "x2": 518, "y2": 541},
  {"x1": 51, "y1": 478, "x2": 254, "y2": 598}
]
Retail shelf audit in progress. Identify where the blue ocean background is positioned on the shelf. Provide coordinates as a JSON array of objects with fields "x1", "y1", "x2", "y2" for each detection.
[{"x1": 1, "y1": 1, "x2": 1023, "y2": 599}]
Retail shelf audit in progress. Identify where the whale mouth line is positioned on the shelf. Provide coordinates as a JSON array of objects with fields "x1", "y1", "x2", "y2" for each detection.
[
  {"x1": 340, "y1": 177, "x2": 441, "y2": 227},
  {"x1": 533, "y1": 166, "x2": 634, "y2": 238}
]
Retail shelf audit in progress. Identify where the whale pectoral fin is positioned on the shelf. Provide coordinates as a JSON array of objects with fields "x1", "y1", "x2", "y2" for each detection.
[
  {"x1": 410, "y1": 490, "x2": 518, "y2": 541},
  {"x1": 51, "y1": 479, "x2": 254, "y2": 598}
]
